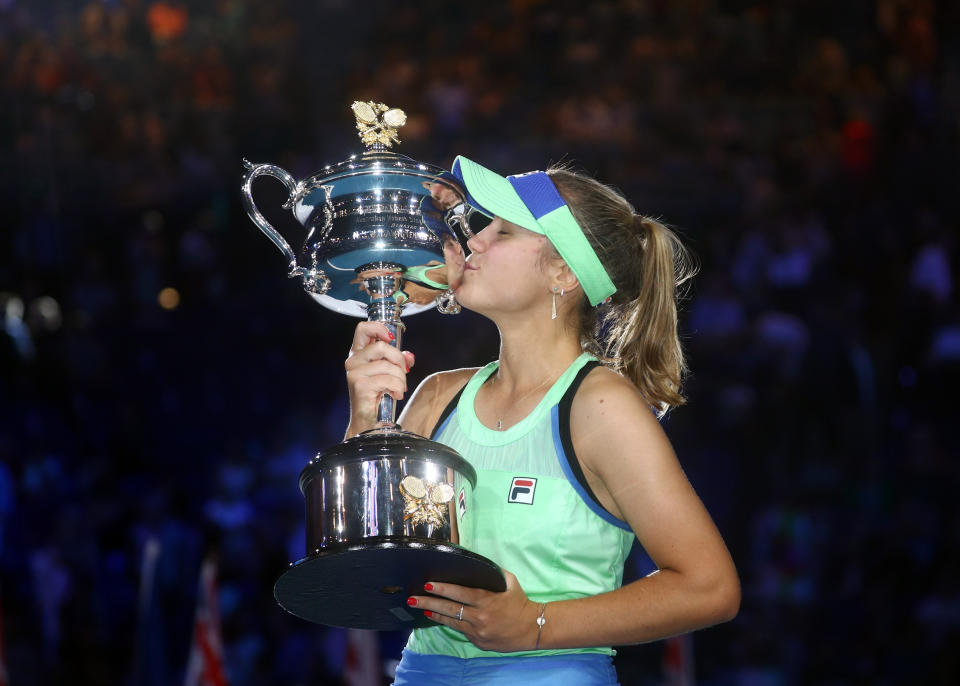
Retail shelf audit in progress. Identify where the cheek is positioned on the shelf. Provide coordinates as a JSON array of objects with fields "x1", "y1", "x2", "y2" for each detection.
[
  {"x1": 488, "y1": 254, "x2": 545, "y2": 295},
  {"x1": 513, "y1": 248, "x2": 548, "y2": 281},
  {"x1": 500, "y1": 243, "x2": 544, "y2": 269}
]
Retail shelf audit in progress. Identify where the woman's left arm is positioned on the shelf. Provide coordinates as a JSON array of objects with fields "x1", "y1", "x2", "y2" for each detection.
[{"x1": 409, "y1": 371, "x2": 740, "y2": 652}]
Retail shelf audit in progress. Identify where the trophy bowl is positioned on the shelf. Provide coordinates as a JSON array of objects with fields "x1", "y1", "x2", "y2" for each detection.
[{"x1": 242, "y1": 102, "x2": 504, "y2": 630}]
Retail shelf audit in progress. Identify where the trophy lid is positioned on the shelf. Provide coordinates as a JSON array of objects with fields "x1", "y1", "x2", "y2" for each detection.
[{"x1": 289, "y1": 101, "x2": 460, "y2": 223}]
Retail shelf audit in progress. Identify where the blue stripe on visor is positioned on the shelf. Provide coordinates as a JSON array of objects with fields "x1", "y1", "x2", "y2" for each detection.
[
  {"x1": 506, "y1": 172, "x2": 566, "y2": 219},
  {"x1": 451, "y1": 158, "x2": 494, "y2": 217}
]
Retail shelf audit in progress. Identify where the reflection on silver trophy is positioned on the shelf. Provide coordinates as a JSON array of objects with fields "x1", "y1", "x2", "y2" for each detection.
[{"x1": 241, "y1": 102, "x2": 504, "y2": 631}]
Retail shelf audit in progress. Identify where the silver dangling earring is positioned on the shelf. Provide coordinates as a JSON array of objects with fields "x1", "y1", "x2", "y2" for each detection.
[{"x1": 551, "y1": 287, "x2": 559, "y2": 320}]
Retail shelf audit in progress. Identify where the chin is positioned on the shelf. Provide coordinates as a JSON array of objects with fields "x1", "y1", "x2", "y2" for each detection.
[{"x1": 452, "y1": 285, "x2": 489, "y2": 315}]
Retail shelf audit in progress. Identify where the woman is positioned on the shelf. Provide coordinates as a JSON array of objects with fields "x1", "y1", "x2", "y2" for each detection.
[{"x1": 344, "y1": 156, "x2": 740, "y2": 685}]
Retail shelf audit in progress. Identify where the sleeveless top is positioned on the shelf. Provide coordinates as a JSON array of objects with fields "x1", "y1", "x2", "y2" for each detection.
[{"x1": 406, "y1": 353, "x2": 657, "y2": 659}]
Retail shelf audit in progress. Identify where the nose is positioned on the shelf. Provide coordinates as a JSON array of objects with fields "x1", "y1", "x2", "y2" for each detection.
[
  {"x1": 467, "y1": 221, "x2": 499, "y2": 253},
  {"x1": 466, "y1": 230, "x2": 486, "y2": 254}
]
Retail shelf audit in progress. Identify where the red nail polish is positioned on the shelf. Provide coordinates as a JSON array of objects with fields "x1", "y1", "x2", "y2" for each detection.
[
  {"x1": 424, "y1": 610, "x2": 433, "y2": 618},
  {"x1": 424, "y1": 583, "x2": 434, "y2": 591},
  {"x1": 407, "y1": 597, "x2": 417, "y2": 607},
  {"x1": 388, "y1": 332, "x2": 395, "y2": 341}
]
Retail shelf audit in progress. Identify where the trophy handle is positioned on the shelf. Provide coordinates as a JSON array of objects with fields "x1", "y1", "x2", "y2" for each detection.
[{"x1": 241, "y1": 159, "x2": 304, "y2": 278}]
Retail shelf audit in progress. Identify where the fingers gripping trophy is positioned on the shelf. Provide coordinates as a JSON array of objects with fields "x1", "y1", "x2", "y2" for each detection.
[{"x1": 241, "y1": 102, "x2": 504, "y2": 630}]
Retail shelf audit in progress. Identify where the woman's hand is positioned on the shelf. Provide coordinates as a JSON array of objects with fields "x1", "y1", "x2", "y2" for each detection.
[
  {"x1": 407, "y1": 570, "x2": 541, "y2": 653},
  {"x1": 344, "y1": 322, "x2": 415, "y2": 437}
]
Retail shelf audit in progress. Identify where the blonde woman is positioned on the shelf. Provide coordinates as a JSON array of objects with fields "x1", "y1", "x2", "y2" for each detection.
[{"x1": 345, "y1": 157, "x2": 740, "y2": 685}]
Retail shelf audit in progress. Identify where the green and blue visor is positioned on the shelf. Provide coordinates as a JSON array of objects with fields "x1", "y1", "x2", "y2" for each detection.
[{"x1": 451, "y1": 156, "x2": 616, "y2": 306}]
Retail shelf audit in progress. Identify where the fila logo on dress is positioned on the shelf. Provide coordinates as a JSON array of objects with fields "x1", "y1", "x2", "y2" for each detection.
[
  {"x1": 508, "y1": 477, "x2": 537, "y2": 505},
  {"x1": 458, "y1": 488, "x2": 467, "y2": 517}
]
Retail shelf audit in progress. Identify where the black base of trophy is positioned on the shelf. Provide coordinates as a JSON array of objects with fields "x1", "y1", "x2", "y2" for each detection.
[{"x1": 274, "y1": 538, "x2": 506, "y2": 630}]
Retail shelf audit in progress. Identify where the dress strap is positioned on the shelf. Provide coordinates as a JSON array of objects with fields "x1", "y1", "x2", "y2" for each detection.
[
  {"x1": 556, "y1": 361, "x2": 616, "y2": 521},
  {"x1": 430, "y1": 382, "x2": 469, "y2": 440}
]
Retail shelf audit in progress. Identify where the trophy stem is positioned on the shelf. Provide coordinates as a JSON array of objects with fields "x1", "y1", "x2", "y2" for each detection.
[{"x1": 358, "y1": 263, "x2": 407, "y2": 427}]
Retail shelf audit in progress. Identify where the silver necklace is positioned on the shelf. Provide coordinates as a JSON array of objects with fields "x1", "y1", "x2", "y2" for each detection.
[{"x1": 491, "y1": 369, "x2": 558, "y2": 431}]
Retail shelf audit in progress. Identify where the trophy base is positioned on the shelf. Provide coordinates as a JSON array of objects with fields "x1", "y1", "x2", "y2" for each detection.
[{"x1": 274, "y1": 538, "x2": 505, "y2": 630}]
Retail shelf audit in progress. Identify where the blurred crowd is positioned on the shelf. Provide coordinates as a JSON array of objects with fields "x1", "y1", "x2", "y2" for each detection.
[{"x1": 1, "y1": 0, "x2": 958, "y2": 684}]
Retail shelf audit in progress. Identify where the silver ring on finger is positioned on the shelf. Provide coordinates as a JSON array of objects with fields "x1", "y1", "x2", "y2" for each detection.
[{"x1": 457, "y1": 604, "x2": 464, "y2": 621}]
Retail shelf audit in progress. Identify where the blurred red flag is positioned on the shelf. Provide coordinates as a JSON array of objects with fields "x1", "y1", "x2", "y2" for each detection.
[
  {"x1": 344, "y1": 629, "x2": 379, "y2": 686},
  {"x1": 663, "y1": 633, "x2": 695, "y2": 686},
  {"x1": 183, "y1": 558, "x2": 228, "y2": 686}
]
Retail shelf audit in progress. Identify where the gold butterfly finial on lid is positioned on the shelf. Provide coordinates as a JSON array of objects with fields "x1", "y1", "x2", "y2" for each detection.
[{"x1": 350, "y1": 101, "x2": 407, "y2": 150}]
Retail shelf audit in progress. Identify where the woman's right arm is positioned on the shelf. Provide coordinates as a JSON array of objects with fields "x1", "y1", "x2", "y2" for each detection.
[{"x1": 343, "y1": 321, "x2": 474, "y2": 439}]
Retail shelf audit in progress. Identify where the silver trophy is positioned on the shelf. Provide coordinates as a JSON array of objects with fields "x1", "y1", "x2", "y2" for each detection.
[{"x1": 242, "y1": 102, "x2": 503, "y2": 630}]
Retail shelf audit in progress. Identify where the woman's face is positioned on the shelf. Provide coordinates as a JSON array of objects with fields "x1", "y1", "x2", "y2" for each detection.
[{"x1": 454, "y1": 217, "x2": 552, "y2": 315}]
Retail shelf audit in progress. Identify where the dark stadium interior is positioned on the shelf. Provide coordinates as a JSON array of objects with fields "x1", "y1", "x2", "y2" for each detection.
[{"x1": 1, "y1": 1, "x2": 958, "y2": 684}]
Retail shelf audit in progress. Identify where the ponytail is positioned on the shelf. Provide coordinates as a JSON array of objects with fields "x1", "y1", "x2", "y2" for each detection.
[
  {"x1": 547, "y1": 168, "x2": 697, "y2": 416},
  {"x1": 601, "y1": 216, "x2": 695, "y2": 415}
]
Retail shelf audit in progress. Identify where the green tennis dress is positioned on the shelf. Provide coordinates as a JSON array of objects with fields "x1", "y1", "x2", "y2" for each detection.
[{"x1": 406, "y1": 353, "x2": 656, "y2": 659}]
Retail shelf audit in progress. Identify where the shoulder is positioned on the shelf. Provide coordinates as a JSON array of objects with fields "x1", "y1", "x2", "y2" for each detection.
[
  {"x1": 398, "y1": 367, "x2": 479, "y2": 438},
  {"x1": 569, "y1": 365, "x2": 670, "y2": 471},
  {"x1": 572, "y1": 364, "x2": 657, "y2": 422}
]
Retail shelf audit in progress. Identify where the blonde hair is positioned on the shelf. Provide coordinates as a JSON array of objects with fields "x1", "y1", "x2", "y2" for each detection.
[{"x1": 547, "y1": 167, "x2": 697, "y2": 416}]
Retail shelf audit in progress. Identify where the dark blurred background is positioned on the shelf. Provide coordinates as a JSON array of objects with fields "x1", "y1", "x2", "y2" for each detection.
[{"x1": 1, "y1": 0, "x2": 958, "y2": 684}]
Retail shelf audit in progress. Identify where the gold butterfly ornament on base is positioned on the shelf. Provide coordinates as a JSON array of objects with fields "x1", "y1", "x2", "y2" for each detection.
[{"x1": 399, "y1": 475, "x2": 455, "y2": 529}]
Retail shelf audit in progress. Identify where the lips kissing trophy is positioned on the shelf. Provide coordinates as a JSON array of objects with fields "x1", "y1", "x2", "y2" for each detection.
[{"x1": 241, "y1": 102, "x2": 504, "y2": 630}]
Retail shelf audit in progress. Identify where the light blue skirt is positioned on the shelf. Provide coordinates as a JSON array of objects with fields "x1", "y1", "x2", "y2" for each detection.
[{"x1": 392, "y1": 649, "x2": 620, "y2": 686}]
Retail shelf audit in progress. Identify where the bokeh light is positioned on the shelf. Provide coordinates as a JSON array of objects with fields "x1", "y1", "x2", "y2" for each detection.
[{"x1": 158, "y1": 287, "x2": 181, "y2": 310}]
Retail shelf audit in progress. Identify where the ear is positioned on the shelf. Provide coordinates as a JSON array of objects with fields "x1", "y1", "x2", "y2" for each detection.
[{"x1": 550, "y1": 259, "x2": 581, "y2": 295}]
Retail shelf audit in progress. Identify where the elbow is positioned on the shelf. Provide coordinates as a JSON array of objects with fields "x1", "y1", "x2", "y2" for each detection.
[
  {"x1": 687, "y1": 566, "x2": 740, "y2": 626},
  {"x1": 711, "y1": 572, "x2": 741, "y2": 624}
]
